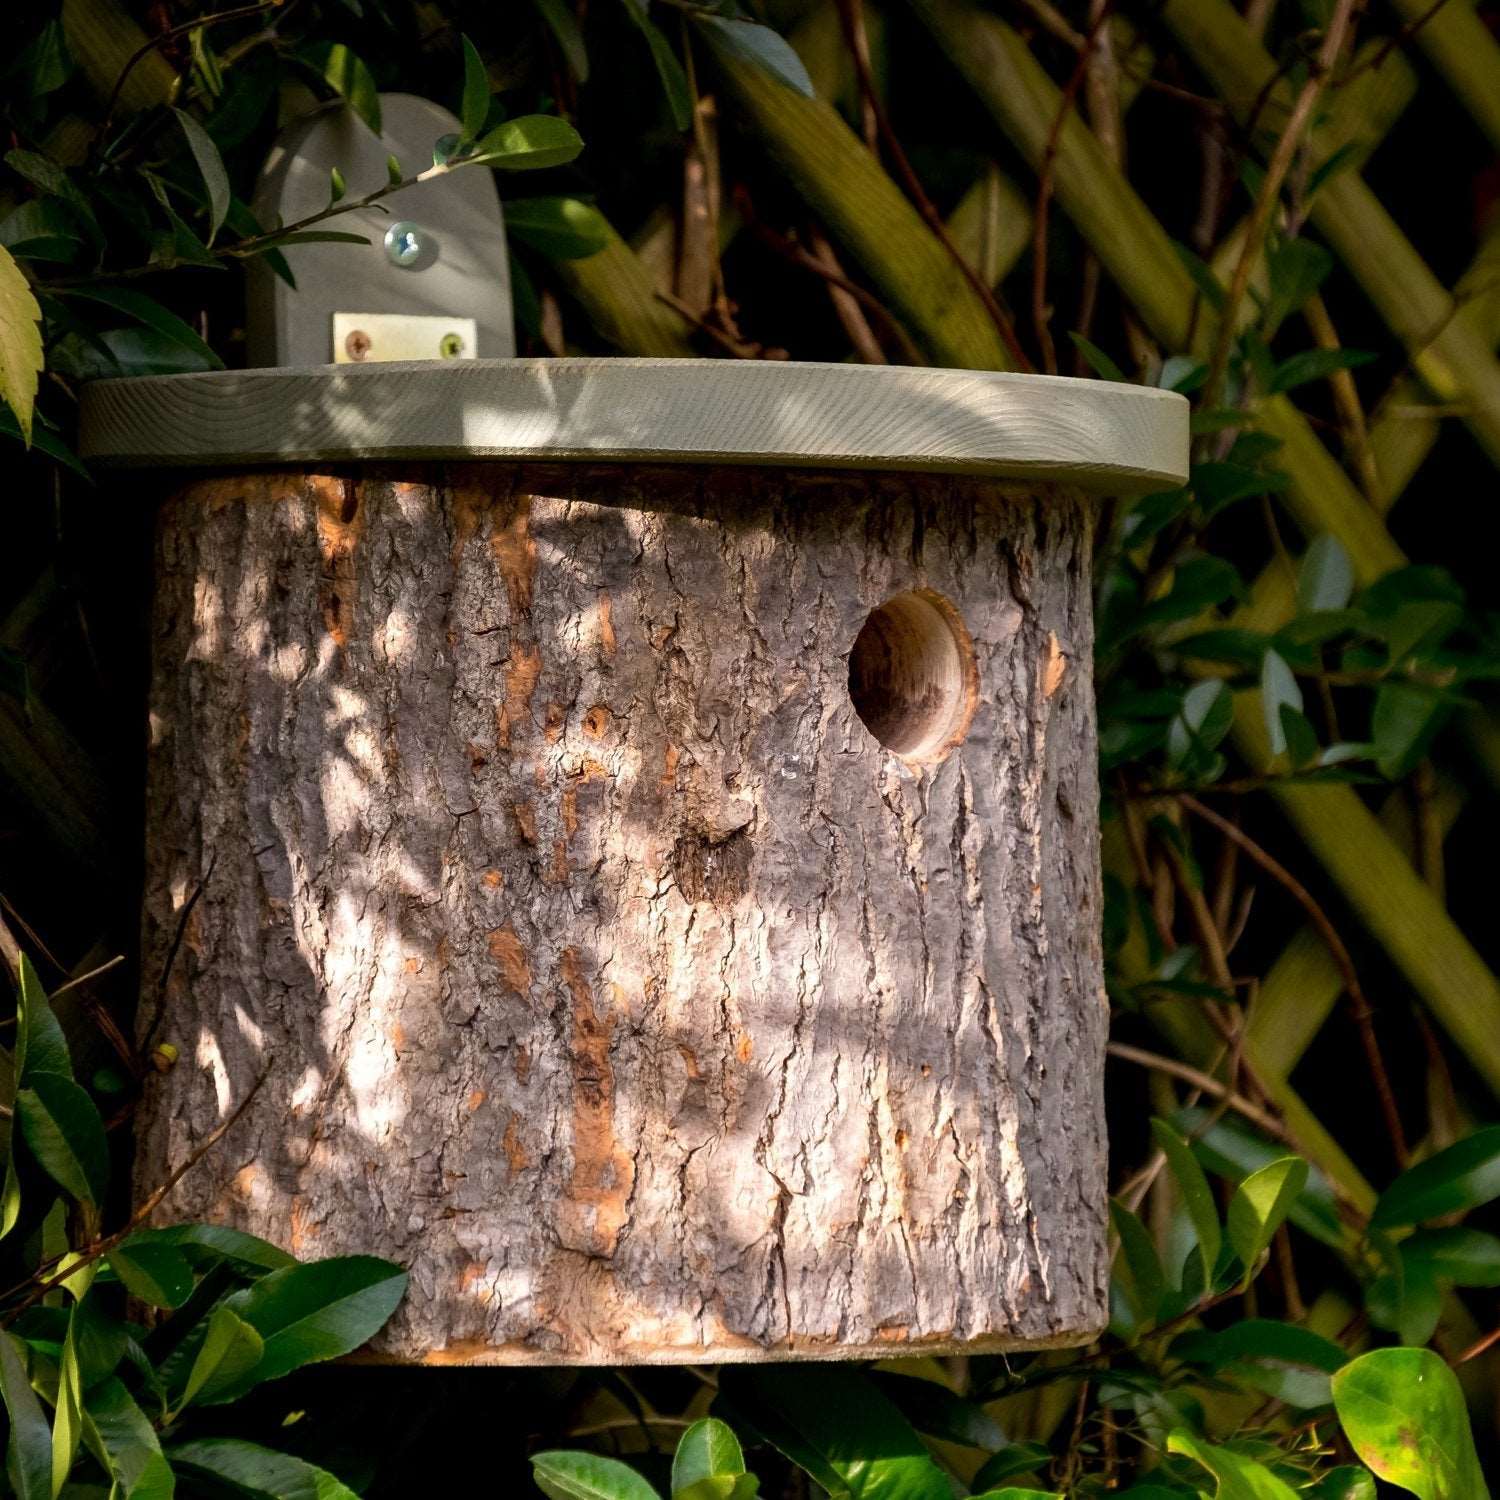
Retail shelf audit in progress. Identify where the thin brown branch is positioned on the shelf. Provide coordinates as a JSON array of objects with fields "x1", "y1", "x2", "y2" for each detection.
[
  {"x1": 1106, "y1": 1040, "x2": 1291, "y2": 1139},
  {"x1": 1202, "y1": 0, "x2": 1360, "y2": 409},
  {"x1": 833, "y1": 0, "x2": 1032, "y2": 369},
  {"x1": 1177, "y1": 793, "x2": 1409, "y2": 1166}
]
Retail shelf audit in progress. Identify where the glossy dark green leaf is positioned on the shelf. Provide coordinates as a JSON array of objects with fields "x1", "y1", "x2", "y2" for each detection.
[
  {"x1": 1332, "y1": 1348, "x2": 1490, "y2": 1499},
  {"x1": 169, "y1": 1438, "x2": 358, "y2": 1500},
  {"x1": 14, "y1": 950, "x2": 73, "y2": 1081},
  {"x1": 1227, "y1": 1157, "x2": 1307, "y2": 1276},
  {"x1": 175, "y1": 1306, "x2": 263, "y2": 1412},
  {"x1": 969, "y1": 1443, "x2": 1051, "y2": 1488},
  {"x1": 1260, "y1": 650, "x2": 1302, "y2": 759},
  {"x1": 1403, "y1": 1225, "x2": 1500, "y2": 1286},
  {"x1": 1166, "y1": 680, "x2": 1233, "y2": 775},
  {"x1": 82, "y1": 1378, "x2": 173, "y2": 1500},
  {"x1": 720, "y1": 1365, "x2": 952, "y2": 1500},
  {"x1": 300, "y1": 43, "x2": 381, "y2": 135},
  {"x1": 459, "y1": 35, "x2": 490, "y2": 142},
  {"x1": 0, "y1": 1329, "x2": 52, "y2": 1500},
  {"x1": 1366, "y1": 1250, "x2": 1442, "y2": 1348},
  {"x1": 1371, "y1": 682, "x2": 1449, "y2": 781},
  {"x1": 219, "y1": 1255, "x2": 407, "y2": 1394},
  {"x1": 1069, "y1": 333, "x2": 1126, "y2": 381},
  {"x1": 59, "y1": 285, "x2": 224, "y2": 370},
  {"x1": 1111, "y1": 1199, "x2": 1166, "y2": 1325},
  {"x1": 1166, "y1": 1430, "x2": 1300, "y2": 1497},
  {"x1": 1297, "y1": 535, "x2": 1355, "y2": 613},
  {"x1": 531, "y1": 0, "x2": 589, "y2": 80},
  {"x1": 869, "y1": 1371, "x2": 1004, "y2": 1449},
  {"x1": 1159, "y1": 354, "x2": 1208, "y2": 393},
  {"x1": 468, "y1": 115, "x2": 585, "y2": 171},
  {"x1": 16, "y1": 1073, "x2": 108, "y2": 1206},
  {"x1": 109, "y1": 1240, "x2": 195, "y2": 1310},
  {"x1": 1171, "y1": 1319, "x2": 1346, "y2": 1407},
  {"x1": 1268, "y1": 347, "x2": 1375, "y2": 394},
  {"x1": 672, "y1": 1418, "x2": 746, "y2": 1499},
  {"x1": 1264, "y1": 238, "x2": 1334, "y2": 330},
  {"x1": 1151, "y1": 1118, "x2": 1221, "y2": 1279},
  {"x1": 135, "y1": 1224, "x2": 295, "y2": 1273},
  {"x1": 506, "y1": 196, "x2": 611, "y2": 259},
  {"x1": 531, "y1": 1450, "x2": 660, "y2": 1500},
  {"x1": 697, "y1": 14, "x2": 815, "y2": 98},
  {"x1": 1371, "y1": 1126, "x2": 1500, "y2": 1227},
  {"x1": 972, "y1": 1490, "x2": 1061, "y2": 1500},
  {"x1": 171, "y1": 110, "x2": 229, "y2": 241}
]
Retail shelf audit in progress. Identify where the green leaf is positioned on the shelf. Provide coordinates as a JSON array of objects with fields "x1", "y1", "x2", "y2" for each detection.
[
  {"x1": 0, "y1": 406, "x2": 91, "y2": 478},
  {"x1": 531, "y1": 1451, "x2": 660, "y2": 1500},
  {"x1": 1371, "y1": 1125, "x2": 1500, "y2": 1227},
  {"x1": 14, "y1": 951, "x2": 73, "y2": 1081},
  {"x1": 108, "y1": 1240, "x2": 195, "y2": 1310},
  {"x1": 672, "y1": 1419, "x2": 746, "y2": 1499},
  {"x1": 0, "y1": 1330, "x2": 52, "y2": 1500},
  {"x1": 385, "y1": 154, "x2": 403, "y2": 187},
  {"x1": 1268, "y1": 347, "x2": 1375, "y2": 394},
  {"x1": 1260, "y1": 649, "x2": 1303, "y2": 759},
  {"x1": 169, "y1": 1439, "x2": 358, "y2": 1500},
  {"x1": 1297, "y1": 535, "x2": 1354, "y2": 613},
  {"x1": 971, "y1": 1491, "x2": 1061, "y2": 1500},
  {"x1": 505, "y1": 196, "x2": 611, "y2": 259},
  {"x1": 459, "y1": 35, "x2": 490, "y2": 143},
  {"x1": 175, "y1": 1306, "x2": 264, "y2": 1412},
  {"x1": 327, "y1": 167, "x2": 345, "y2": 204},
  {"x1": 1069, "y1": 333, "x2": 1126, "y2": 381},
  {"x1": 300, "y1": 43, "x2": 381, "y2": 135},
  {"x1": 0, "y1": 243, "x2": 43, "y2": 446},
  {"x1": 16, "y1": 1073, "x2": 108, "y2": 1206},
  {"x1": 1151, "y1": 1118, "x2": 1221, "y2": 1279},
  {"x1": 1370, "y1": 682, "x2": 1449, "y2": 781},
  {"x1": 719, "y1": 1365, "x2": 952, "y2": 1500},
  {"x1": 1111, "y1": 1199, "x2": 1166, "y2": 1325},
  {"x1": 1226, "y1": 1156, "x2": 1308, "y2": 1278},
  {"x1": 172, "y1": 110, "x2": 230, "y2": 242},
  {"x1": 58, "y1": 286, "x2": 224, "y2": 370},
  {"x1": 868, "y1": 1371, "x2": 1004, "y2": 1449},
  {"x1": 1167, "y1": 1431, "x2": 1300, "y2": 1497},
  {"x1": 1402, "y1": 1225, "x2": 1500, "y2": 1286},
  {"x1": 468, "y1": 115, "x2": 585, "y2": 171},
  {"x1": 54, "y1": 1305, "x2": 85, "y2": 1496},
  {"x1": 617, "y1": 0, "x2": 692, "y2": 130},
  {"x1": 135, "y1": 1224, "x2": 295, "y2": 1273},
  {"x1": 697, "y1": 15, "x2": 816, "y2": 99},
  {"x1": 1366, "y1": 1249, "x2": 1442, "y2": 1348},
  {"x1": 531, "y1": 0, "x2": 589, "y2": 81},
  {"x1": 1167, "y1": 679, "x2": 1233, "y2": 775},
  {"x1": 969, "y1": 1444, "x2": 1052, "y2": 1489},
  {"x1": 1170, "y1": 1319, "x2": 1347, "y2": 1408},
  {"x1": 1332, "y1": 1348, "x2": 1490, "y2": 1500},
  {"x1": 1264, "y1": 237, "x2": 1334, "y2": 331},
  {"x1": 218, "y1": 1256, "x2": 407, "y2": 1395},
  {"x1": 253, "y1": 231, "x2": 371, "y2": 249},
  {"x1": 82, "y1": 1379, "x2": 173, "y2": 1500},
  {"x1": 1304, "y1": 1468, "x2": 1376, "y2": 1500}
]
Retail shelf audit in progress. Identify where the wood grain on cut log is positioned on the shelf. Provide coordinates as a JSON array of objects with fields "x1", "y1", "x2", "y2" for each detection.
[{"x1": 134, "y1": 461, "x2": 1108, "y2": 1363}]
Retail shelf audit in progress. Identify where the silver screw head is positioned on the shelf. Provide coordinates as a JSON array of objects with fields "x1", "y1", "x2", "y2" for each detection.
[{"x1": 384, "y1": 221, "x2": 425, "y2": 268}]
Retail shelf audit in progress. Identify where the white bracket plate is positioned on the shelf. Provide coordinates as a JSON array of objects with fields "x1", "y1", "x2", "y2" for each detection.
[{"x1": 332, "y1": 312, "x2": 478, "y2": 364}]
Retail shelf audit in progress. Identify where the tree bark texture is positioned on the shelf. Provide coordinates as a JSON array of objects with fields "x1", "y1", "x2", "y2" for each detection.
[{"x1": 134, "y1": 461, "x2": 1108, "y2": 1364}]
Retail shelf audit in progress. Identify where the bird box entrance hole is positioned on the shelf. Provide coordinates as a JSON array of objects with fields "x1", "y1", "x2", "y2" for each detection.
[{"x1": 78, "y1": 359, "x2": 1188, "y2": 1366}]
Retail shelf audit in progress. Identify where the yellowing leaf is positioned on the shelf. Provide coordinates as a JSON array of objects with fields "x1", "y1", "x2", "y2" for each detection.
[{"x1": 0, "y1": 244, "x2": 44, "y2": 445}]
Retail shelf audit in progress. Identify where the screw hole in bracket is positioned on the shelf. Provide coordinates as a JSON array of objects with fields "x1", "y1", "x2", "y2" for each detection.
[{"x1": 848, "y1": 589, "x2": 978, "y2": 764}]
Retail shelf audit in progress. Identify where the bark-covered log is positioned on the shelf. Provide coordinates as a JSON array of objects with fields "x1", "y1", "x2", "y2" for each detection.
[{"x1": 134, "y1": 460, "x2": 1108, "y2": 1363}]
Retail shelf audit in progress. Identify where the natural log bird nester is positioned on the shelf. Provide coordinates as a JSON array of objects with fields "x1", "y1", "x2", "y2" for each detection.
[{"x1": 79, "y1": 359, "x2": 1188, "y2": 1364}]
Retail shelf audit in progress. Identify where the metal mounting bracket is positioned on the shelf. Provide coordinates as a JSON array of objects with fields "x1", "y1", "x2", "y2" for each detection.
[{"x1": 246, "y1": 93, "x2": 513, "y2": 368}]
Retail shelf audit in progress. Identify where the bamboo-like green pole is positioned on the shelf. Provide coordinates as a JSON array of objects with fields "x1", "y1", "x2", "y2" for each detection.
[
  {"x1": 1160, "y1": 0, "x2": 1500, "y2": 475},
  {"x1": 553, "y1": 220, "x2": 699, "y2": 357},
  {"x1": 60, "y1": 0, "x2": 178, "y2": 114},
  {"x1": 908, "y1": 0, "x2": 1500, "y2": 1101},
  {"x1": 1386, "y1": 0, "x2": 1500, "y2": 154},
  {"x1": 699, "y1": 23, "x2": 1016, "y2": 371}
]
